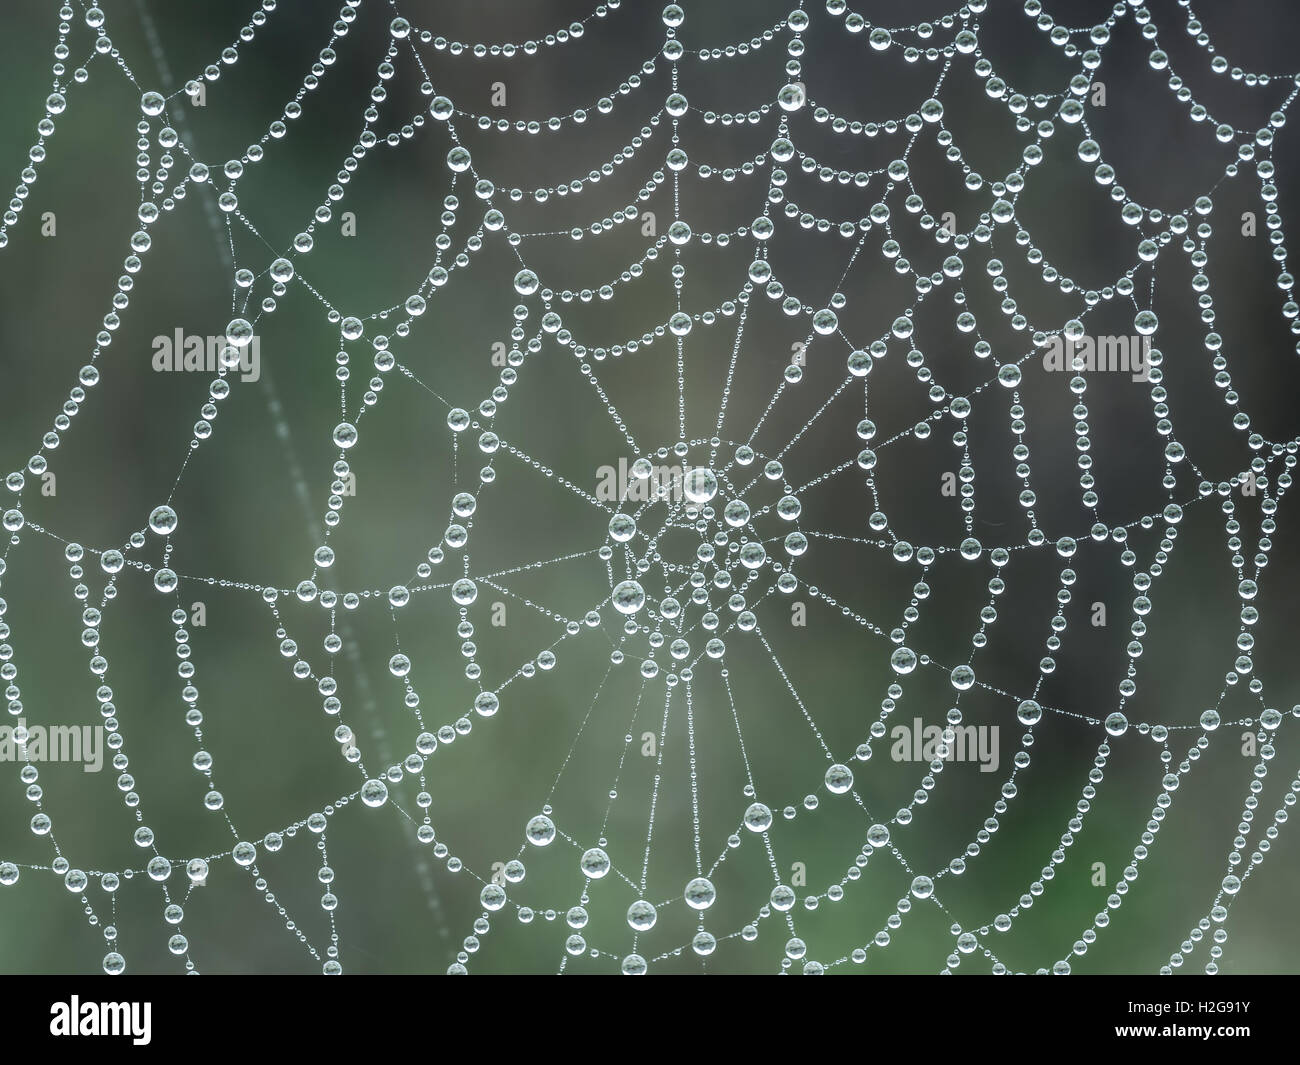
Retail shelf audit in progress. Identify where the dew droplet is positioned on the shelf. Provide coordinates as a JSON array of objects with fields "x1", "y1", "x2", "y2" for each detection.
[
  {"x1": 682, "y1": 467, "x2": 718, "y2": 503},
  {"x1": 611, "y1": 580, "x2": 646, "y2": 614},
  {"x1": 148, "y1": 505, "x2": 177, "y2": 536},
  {"x1": 526, "y1": 815, "x2": 556, "y2": 846},
  {"x1": 684, "y1": 876, "x2": 716, "y2": 909},
  {"x1": 225, "y1": 318, "x2": 254, "y2": 347}
]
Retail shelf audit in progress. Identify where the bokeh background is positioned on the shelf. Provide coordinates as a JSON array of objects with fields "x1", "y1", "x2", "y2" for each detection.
[{"x1": 0, "y1": 0, "x2": 1298, "y2": 974}]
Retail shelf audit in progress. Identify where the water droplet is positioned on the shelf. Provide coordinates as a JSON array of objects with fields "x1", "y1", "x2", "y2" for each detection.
[
  {"x1": 825, "y1": 764, "x2": 854, "y2": 793},
  {"x1": 626, "y1": 900, "x2": 657, "y2": 930},
  {"x1": 148, "y1": 505, "x2": 177, "y2": 536},
  {"x1": 225, "y1": 318, "x2": 254, "y2": 347},
  {"x1": 611, "y1": 580, "x2": 645, "y2": 614},
  {"x1": 890, "y1": 647, "x2": 917, "y2": 674},
  {"x1": 580, "y1": 848, "x2": 611, "y2": 878},
  {"x1": 682, "y1": 467, "x2": 717, "y2": 503},
  {"x1": 526, "y1": 815, "x2": 556, "y2": 846},
  {"x1": 684, "y1": 876, "x2": 716, "y2": 909}
]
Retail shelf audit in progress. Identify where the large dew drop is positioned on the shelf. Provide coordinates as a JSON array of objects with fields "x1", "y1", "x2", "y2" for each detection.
[
  {"x1": 825, "y1": 764, "x2": 854, "y2": 794},
  {"x1": 682, "y1": 467, "x2": 718, "y2": 503},
  {"x1": 225, "y1": 318, "x2": 254, "y2": 347},
  {"x1": 525, "y1": 815, "x2": 556, "y2": 846},
  {"x1": 332, "y1": 422, "x2": 358, "y2": 449},
  {"x1": 684, "y1": 877, "x2": 716, "y2": 910},
  {"x1": 148, "y1": 505, "x2": 177, "y2": 536},
  {"x1": 611, "y1": 580, "x2": 646, "y2": 614},
  {"x1": 580, "y1": 847, "x2": 611, "y2": 878}
]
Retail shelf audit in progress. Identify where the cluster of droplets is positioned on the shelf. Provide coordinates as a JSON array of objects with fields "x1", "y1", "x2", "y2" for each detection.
[{"x1": 2, "y1": 0, "x2": 1300, "y2": 977}]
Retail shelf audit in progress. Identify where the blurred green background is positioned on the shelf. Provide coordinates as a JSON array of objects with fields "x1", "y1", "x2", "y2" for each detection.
[{"x1": 0, "y1": 0, "x2": 1298, "y2": 974}]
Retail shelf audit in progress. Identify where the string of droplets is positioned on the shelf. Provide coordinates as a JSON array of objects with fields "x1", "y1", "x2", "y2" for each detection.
[{"x1": 0, "y1": 0, "x2": 1297, "y2": 976}]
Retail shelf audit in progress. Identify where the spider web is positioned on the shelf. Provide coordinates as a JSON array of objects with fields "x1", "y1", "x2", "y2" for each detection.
[{"x1": 0, "y1": 0, "x2": 1299, "y2": 975}]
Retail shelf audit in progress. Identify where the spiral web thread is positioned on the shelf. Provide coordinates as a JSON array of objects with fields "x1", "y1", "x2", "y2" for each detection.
[{"x1": 1, "y1": 0, "x2": 1299, "y2": 975}]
